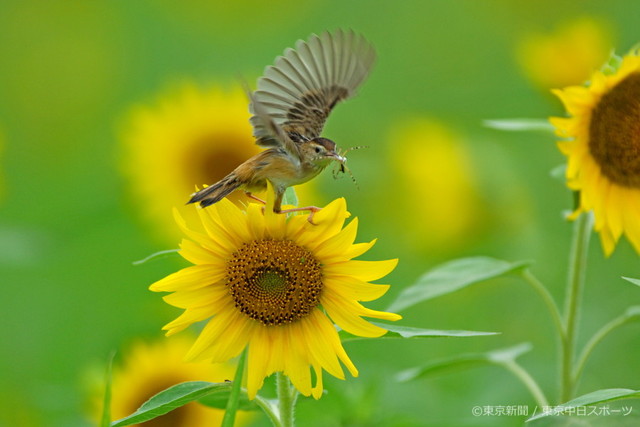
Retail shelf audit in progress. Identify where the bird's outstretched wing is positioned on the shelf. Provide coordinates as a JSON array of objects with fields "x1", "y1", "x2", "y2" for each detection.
[
  {"x1": 249, "y1": 29, "x2": 376, "y2": 148},
  {"x1": 245, "y1": 87, "x2": 301, "y2": 160}
]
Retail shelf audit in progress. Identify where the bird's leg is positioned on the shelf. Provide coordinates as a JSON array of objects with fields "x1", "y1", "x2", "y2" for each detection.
[
  {"x1": 260, "y1": 188, "x2": 284, "y2": 215},
  {"x1": 279, "y1": 206, "x2": 322, "y2": 224},
  {"x1": 270, "y1": 188, "x2": 319, "y2": 224},
  {"x1": 273, "y1": 190, "x2": 284, "y2": 213},
  {"x1": 245, "y1": 191, "x2": 266, "y2": 205}
]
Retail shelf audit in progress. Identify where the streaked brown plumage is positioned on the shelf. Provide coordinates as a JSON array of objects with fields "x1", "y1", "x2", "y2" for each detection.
[{"x1": 188, "y1": 29, "x2": 375, "y2": 218}]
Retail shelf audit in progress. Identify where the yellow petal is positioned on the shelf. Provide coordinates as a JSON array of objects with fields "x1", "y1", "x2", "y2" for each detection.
[
  {"x1": 324, "y1": 275, "x2": 391, "y2": 302},
  {"x1": 197, "y1": 206, "x2": 242, "y2": 250},
  {"x1": 246, "y1": 327, "x2": 271, "y2": 400},
  {"x1": 178, "y1": 239, "x2": 224, "y2": 264},
  {"x1": 186, "y1": 304, "x2": 252, "y2": 362},
  {"x1": 621, "y1": 192, "x2": 640, "y2": 250},
  {"x1": 605, "y1": 185, "x2": 625, "y2": 241},
  {"x1": 323, "y1": 258, "x2": 398, "y2": 282},
  {"x1": 262, "y1": 182, "x2": 287, "y2": 238},
  {"x1": 344, "y1": 239, "x2": 377, "y2": 259},
  {"x1": 322, "y1": 294, "x2": 389, "y2": 337},
  {"x1": 283, "y1": 324, "x2": 312, "y2": 397},
  {"x1": 311, "y1": 364, "x2": 324, "y2": 399},
  {"x1": 309, "y1": 310, "x2": 358, "y2": 377},
  {"x1": 246, "y1": 203, "x2": 266, "y2": 240},
  {"x1": 289, "y1": 198, "x2": 350, "y2": 248},
  {"x1": 162, "y1": 283, "x2": 229, "y2": 308},
  {"x1": 264, "y1": 207, "x2": 287, "y2": 240},
  {"x1": 599, "y1": 225, "x2": 617, "y2": 257},
  {"x1": 299, "y1": 312, "x2": 344, "y2": 379},
  {"x1": 149, "y1": 265, "x2": 226, "y2": 292},
  {"x1": 313, "y1": 217, "x2": 359, "y2": 261},
  {"x1": 162, "y1": 303, "x2": 216, "y2": 335},
  {"x1": 215, "y1": 198, "x2": 252, "y2": 243},
  {"x1": 173, "y1": 208, "x2": 228, "y2": 255}
]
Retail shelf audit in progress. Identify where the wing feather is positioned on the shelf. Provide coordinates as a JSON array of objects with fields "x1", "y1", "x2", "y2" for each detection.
[
  {"x1": 249, "y1": 29, "x2": 375, "y2": 146},
  {"x1": 247, "y1": 90, "x2": 300, "y2": 160}
]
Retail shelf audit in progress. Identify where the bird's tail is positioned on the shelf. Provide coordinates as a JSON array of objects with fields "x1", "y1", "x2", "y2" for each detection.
[{"x1": 187, "y1": 173, "x2": 242, "y2": 207}]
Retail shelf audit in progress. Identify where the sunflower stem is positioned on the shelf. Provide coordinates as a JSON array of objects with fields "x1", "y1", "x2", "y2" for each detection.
[
  {"x1": 276, "y1": 372, "x2": 298, "y2": 427},
  {"x1": 222, "y1": 349, "x2": 247, "y2": 427},
  {"x1": 560, "y1": 212, "x2": 593, "y2": 403}
]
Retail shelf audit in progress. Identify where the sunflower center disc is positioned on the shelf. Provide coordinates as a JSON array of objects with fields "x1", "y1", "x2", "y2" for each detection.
[
  {"x1": 589, "y1": 72, "x2": 640, "y2": 188},
  {"x1": 226, "y1": 240, "x2": 323, "y2": 325}
]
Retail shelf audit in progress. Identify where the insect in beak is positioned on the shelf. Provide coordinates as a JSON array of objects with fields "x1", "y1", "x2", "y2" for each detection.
[
  {"x1": 330, "y1": 153, "x2": 347, "y2": 163},
  {"x1": 331, "y1": 145, "x2": 369, "y2": 188}
]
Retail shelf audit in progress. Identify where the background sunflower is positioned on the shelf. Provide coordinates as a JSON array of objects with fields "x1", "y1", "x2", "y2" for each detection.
[
  {"x1": 87, "y1": 337, "x2": 250, "y2": 426},
  {"x1": 516, "y1": 16, "x2": 615, "y2": 89},
  {"x1": 2, "y1": 1, "x2": 640, "y2": 426},
  {"x1": 551, "y1": 49, "x2": 640, "y2": 255},
  {"x1": 121, "y1": 83, "x2": 318, "y2": 244}
]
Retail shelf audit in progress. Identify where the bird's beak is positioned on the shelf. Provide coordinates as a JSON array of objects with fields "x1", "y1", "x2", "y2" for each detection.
[{"x1": 328, "y1": 152, "x2": 347, "y2": 162}]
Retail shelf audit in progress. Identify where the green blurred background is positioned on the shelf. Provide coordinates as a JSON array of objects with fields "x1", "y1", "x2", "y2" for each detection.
[{"x1": 1, "y1": 1, "x2": 639, "y2": 426}]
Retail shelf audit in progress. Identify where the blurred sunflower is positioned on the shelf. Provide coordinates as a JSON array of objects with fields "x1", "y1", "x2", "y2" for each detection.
[
  {"x1": 389, "y1": 118, "x2": 483, "y2": 252},
  {"x1": 517, "y1": 17, "x2": 614, "y2": 88},
  {"x1": 550, "y1": 48, "x2": 640, "y2": 255},
  {"x1": 101, "y1": 336, "x2": 250, "y2": 426},
  {"x1": 120, "y1": 83, "x2": 316, "y2": 243},
  {"x1": 150, "y1": 195, "x2": 401, "y2": 399}
]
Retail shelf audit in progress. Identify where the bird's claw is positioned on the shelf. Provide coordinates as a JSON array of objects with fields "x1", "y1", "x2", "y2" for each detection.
[{"x1": 271, "y1": 206, "x2": 321, "y2": 225}]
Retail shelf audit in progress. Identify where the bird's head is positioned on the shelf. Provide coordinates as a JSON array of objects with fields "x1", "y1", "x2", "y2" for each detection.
[{"x1": 303, "y1": 137, "x2": 346, "y2": 167}]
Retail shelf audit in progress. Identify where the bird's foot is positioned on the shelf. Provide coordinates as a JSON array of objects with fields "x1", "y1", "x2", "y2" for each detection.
[{"x1": 278, "y1": 206, "x2": 321, "y2": 225}]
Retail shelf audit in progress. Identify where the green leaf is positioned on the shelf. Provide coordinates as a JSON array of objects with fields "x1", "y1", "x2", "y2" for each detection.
[
  {"x1": 622, "y1": 276, "x2": 640, "y2": 288},
  {"x1": 527, "y1": 389, "x2": 640, "y2": 422},
  {"x1": 397, "y1": 343, "x2": 531, "y2": 382},
  {"x1": 340, "y1": 322, "x2": 499, "y2": 342},
  {"x1": 110, "y1": 381, "x2": 242, "y2": 426},
  {"x1": 485, "y1": 342, "x2": 532, "y2": 363},
  {"x1": 199, "y1": 391, "x2": 259, "y2": 411},
  {"x1": 100, "y1": 352, "x2": 116, "y2": 427},
  {"x1": 387, "y1": 257, "x2": 530, "y2": 312},
  {"x1": 283, "y1": 186, "x2": 298, "y2": 207},
  {"x1": 623, "y1": 305, "x2": 640, "y2": 319},
  {"x1": 483, "y1": 118, "x2": 555, "y2": 132}
]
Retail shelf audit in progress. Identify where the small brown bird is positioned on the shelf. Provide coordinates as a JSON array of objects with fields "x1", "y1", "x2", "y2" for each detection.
[{"x1": 188, "y1": 29, "x2": 376, "y2": 219}]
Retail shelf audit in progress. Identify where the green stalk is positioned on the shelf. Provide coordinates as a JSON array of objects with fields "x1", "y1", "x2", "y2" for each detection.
[
  {"x1": 572, "y1": 313, "x2": 632, "y2": 385},
  {"x1": 521, "y1": 270, "x2": 565, "y2": 339},
  {"x1": 222, "y1": 349, "x2": 247, "y2": 427},
  {"x1": 99, "y1": 352, "x2": 116, "y2": 427},
  {"x1": 560, "y1": 212, "x2": 593, "y2": 402},
  {"x1": 502, "y1": 360, "x2": 549, "y2": 408},
  {"x1": 276, "y1": 372, "x2": 298, "y2": 427},
  {"x1": 254, "y1": 395, "x2": 282, "y2": 427}
]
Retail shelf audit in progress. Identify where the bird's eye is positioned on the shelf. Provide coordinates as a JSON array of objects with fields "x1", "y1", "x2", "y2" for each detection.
[{"x1": 314, "y1": 147, "x2": 321, "y2": 154}]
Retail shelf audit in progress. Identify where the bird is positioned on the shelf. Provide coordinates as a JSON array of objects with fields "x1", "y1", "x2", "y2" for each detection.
[{"x1": 187, "y1": 29, "x2": 376, "y2": 221}]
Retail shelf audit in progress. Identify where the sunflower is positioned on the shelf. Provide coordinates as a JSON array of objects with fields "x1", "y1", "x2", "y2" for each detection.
[
  {"x1": 120, "y1": 83, "x2": 317, "y2": 243},
  {"x1": 150, "y1": 194, "x2": 401, "y2": 399},
  {"x1": 550, "y1": 48, "x2": 640, "y2": 255},
  {"x1": 103, "y1": 336, "x2": 250, "y2": 426},
  {"x1": 517, "y1": 17, "x2": 613, "y2": 88},
  {"x1": 389, "y1": 118, "x2": 483, "y2": 252}
]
